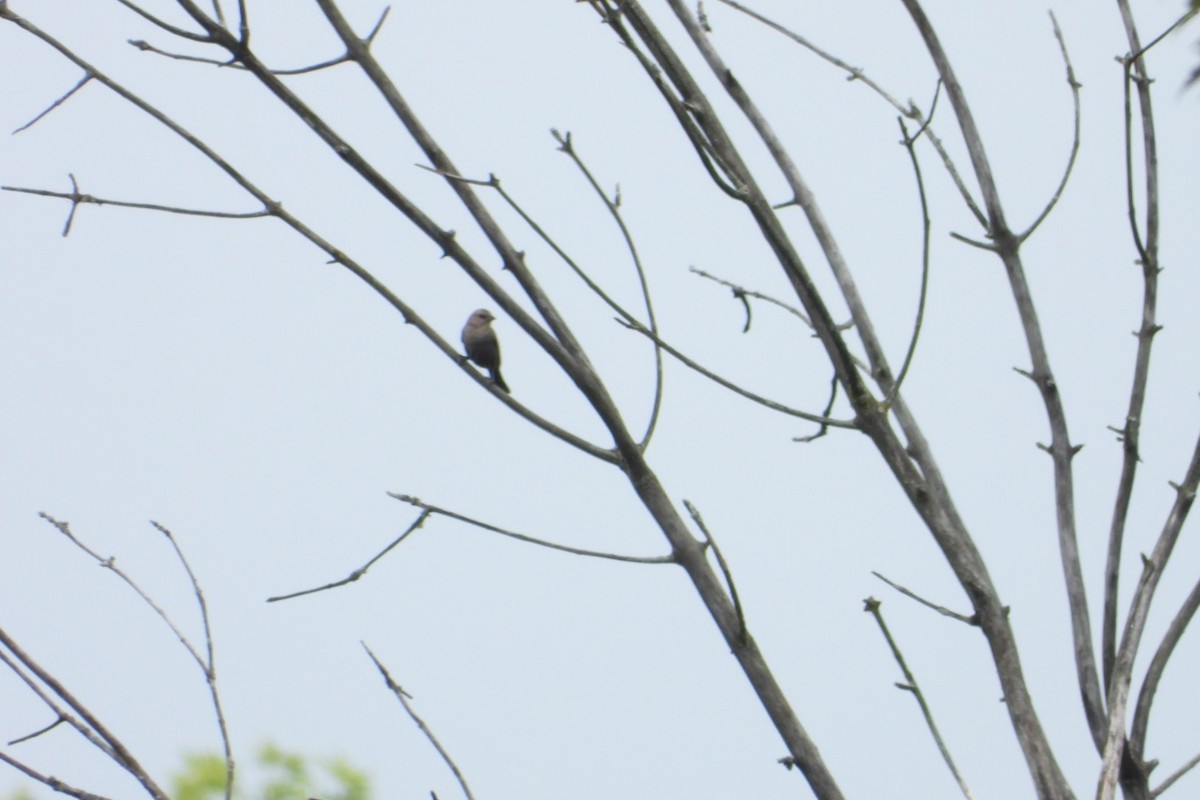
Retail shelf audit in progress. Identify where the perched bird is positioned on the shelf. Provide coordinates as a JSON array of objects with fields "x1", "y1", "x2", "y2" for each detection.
[{"x1": 461, "y1": 308, "x2": 510, "y2": 393}]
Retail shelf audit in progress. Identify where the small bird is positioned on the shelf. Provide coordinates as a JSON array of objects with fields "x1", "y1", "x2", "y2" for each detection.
[{"x1": 461, "y1": 308, "x2": 510, "y2": 393}]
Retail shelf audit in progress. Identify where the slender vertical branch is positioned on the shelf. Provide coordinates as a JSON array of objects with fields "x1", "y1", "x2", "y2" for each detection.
[
  {"x1": 643, "y1": 0, "x2": 1076, "y2": 796},
  {"x1": 1098, "y1": 431, "x2": 1200, "y2": 800},
  {"x1": 1103, "y1": 0, "x2": 1163, "y2": 696},
  {"x1": 903, "y1": 2, "x2": 1100, "y2": 791}
]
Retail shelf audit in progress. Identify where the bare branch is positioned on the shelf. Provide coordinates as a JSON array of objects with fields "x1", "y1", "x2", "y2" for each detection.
[
  {"x1": 872, "y1": 572, "x2": 974, "y2": 625},
  {"x1": 32, "y1": 514, "x2": 237, "y2": 797},
  {"x1": 420, "y1": 133, "x2": 668, "y2": 453},
  {"x1": 1104, "y1": 0, "x2": 1164, "y2": 701},
  {"x1": 389, "y1": 494, "x2": 674, "y2": 565},
  {"x1": 880, "y1": 116, "x2": 934, "y2": 413},
  {"x1": 127, "y1": 38, "x2": 238, "y2": 68},
  {"x1": 362, "y1": 644, "x2": 476, "y2": 800},
  {"x1": 690, "y1": 266, "x2": 813, "y2": 329},
  {"x1": 617, "y1": 316, "x2": 858, "y2": 429},
  {"x1": 1099, "y1": 429, "x2": 1200, "y2": 799},
  {"x1": 1, "y1": 6, "x2": 617, "y2": 463},
  {"x1": 0, "y1": 626, "x2": 169, "y2": 800},
  {"x1": 684, "y1": 500, "x2": 744, "y2": 639},
  {"x1": 129, "y1": 6, "x2": 390, "y2": 75},
  {"x1": 267, "y1": 511, "x2": 432, "y2": 602},
  {"x1": 151, "y1": 521, "x2": 235, "y2": 800},
  {"x1": 0, "y1": 648, "x2": 117, "y2": 760},
  {"x1": 1130, "y1": 569, "x2": 1200, "y2": 751},
  {"x1": 551, "y1": 130, "x2": 665, "y2": 451},
  {"x1": 0, "y1": 750, "x2": 114, "y2": 800},
  {"x1": 3, "y1": 181, "x2": 271, "y2": 233},
  {"x1": 902, "y1": 2, "x2": 1101, "y2": 784},
  {"x1": 7, "y1": 716, "x2": 67, "y2": 746},
  {"x1": 38, "y1": 514, "x2": 208, "y2": 670},
  {"x1": 863, "y1": 597, "x2": 974, "y2": 799},
  {"x1": 1152, "y1": 751, "x2": 1200, "y2": 797},
  {"x1": 793, "y1": 375, "x2": 841, "y2": 444},
  {"x1": 712, "y1": 0, "x2": 986, "y2": 226},
  {"x1": 1016, "y1": 13, "x2": 1082, "y2": 243},
  {"x1": 12, "y1": 74, "x2": 92, "y2": 134},
  {"x1": 112, "y1": 0, "x2": 213, "y2": 42}
]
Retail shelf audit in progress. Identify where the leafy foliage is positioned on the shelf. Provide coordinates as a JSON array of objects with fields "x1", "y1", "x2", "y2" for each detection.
[{"x1": 173, "y1": 744, "x2": 369, "y2": 800}]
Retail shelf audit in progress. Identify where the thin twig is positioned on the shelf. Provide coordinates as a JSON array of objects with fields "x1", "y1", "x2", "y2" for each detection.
[
  {"x1": 863, "y1": 597, "x2": 974, "y2": 800},
  {"x1": 0, "y1": 750, "x2": 114, "y2": 800},
  {"x1": 267, "y1": 511, "x2": 432, "y2": 602},
  {"x1": 12, "y1": 74, "x2": 92, "y2": 134},
  {"x1": 871, "y1": 572, "x2": 975, "y2": 625},
  {"x1": 0, "y1": 648, "x2": 117, "y2": 759},
  {"x1": 617, "y1": 316, "x2": 857, "y2": 428},
  {"x1": 687, "y1": 266, "x2": 851, "y2": 441},
  {"x1": 1152, "y1": 750, "x2": 1200, "y2": 797},
  {"x1": 130, "y1": 6, "x2": 390, "y2": 75},
  {"x1": 7, "y1": 716, "x2": 66, "y2": 746},
  {"x1": 684, "y1": 500, "x2": 744, "y2": 639},
  {"x1": 587, "y1": 2, "x2": 747, "y2": 200},
  {"x1": 362, "y1": 644, "x2": 476, "y2": 800},
  {"x1": 389, "y1": 494, "x2": 674, "y2": 565},
  {"x1": 1104, "y1": 0, "x2": 1164, "y2": 699},
  {"x1": 712, "y1": 0, "x2": 986, "y2": 226},
  {"x1": 1016, "y1": 13, "x2": 1082, "y2": 243},
  {"x1": 38, "y1": 514, "x2": 208, "y2": 669},
  {"x1": 34, "y1": 513, "x2": 237, "y2": 796},
  {"x1": 689, "y1": 266, "x2": 813, "y2": 329},
  {"x1": 880, "y1": 117, "x2": 933, "y2": 413},
  {"x1": 112, "y1": 0, "x2": 213, "y2": 41},
  {"x1": 551, "y1": 130, "x2": 665, "y2": 451},
  {"x1": 152, "y1": 521, "x2": 235, "y2": 800},
  {"x1": 3, "y1": 182, "x2": 270, "y2": 236},
  {"x1": 793, "y1": 374, "x2": 840, "y2": 444}
]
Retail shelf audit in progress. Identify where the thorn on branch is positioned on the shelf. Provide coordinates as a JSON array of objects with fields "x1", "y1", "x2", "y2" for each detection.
[
  {"x1": 365, "y1": 6, "x2": 392, "y2": 44},
  {"x1": 949, "y1": 231, "x2": 997, "y2": 251},
  {"x1": 1169, "y1": 480, "x2": 1196, "y2": 502}
]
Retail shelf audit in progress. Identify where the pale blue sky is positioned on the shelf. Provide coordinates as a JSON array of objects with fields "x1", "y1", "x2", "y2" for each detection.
[{"x1": 3, "y1": 2, "x2": 1200, "y2": 798}]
